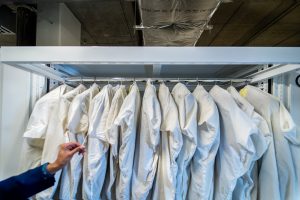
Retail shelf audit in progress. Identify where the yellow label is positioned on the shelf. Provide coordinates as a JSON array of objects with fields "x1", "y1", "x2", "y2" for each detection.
[{"x1": 240, "y1": 87, "x2": 248, "y2": 97}]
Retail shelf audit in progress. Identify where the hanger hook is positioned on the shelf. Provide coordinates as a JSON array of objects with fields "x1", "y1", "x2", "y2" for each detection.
[
  {"x1": 94, "y1": 77, "x2": 96, "y2": 83},
  {"x1": 81, "y1": 77, "x2": 83, "y2": 84}
]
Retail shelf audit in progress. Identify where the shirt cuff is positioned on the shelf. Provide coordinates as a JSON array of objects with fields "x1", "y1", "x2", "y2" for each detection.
[{"x1": 41, "y1": 163, "x2": 55, "y2": 178}]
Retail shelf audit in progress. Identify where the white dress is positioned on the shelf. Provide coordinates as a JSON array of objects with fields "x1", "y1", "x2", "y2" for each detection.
[
  {"x1": 101, "y1": 85, "x2": 127, "y2": 200},
  {"x1": 241, "y1": 85, "x2": 300, "y2": 200},
  {"x1": 83, "y1": 84, "x2": 115, "y2": 200},
  {"x1": 114, "y1": 83, "x2": 141, "y2": 200},
  {"x1": 188, "y1": 85, "x2": 220, "y2": 200},
  {"x1": 59, "y1": 83, "x2": 99, "y2": 200},
  {"x1": 131, "y1": 80, "x2": 161, "y2": 200},
  {"x1": 227, "y1": 86, "x2": 271, "y2": 200},
  {"x1": 36, "y1": 84, "x2": 86, "y2": 200},
  {"x1": 21, "y1": 85, "x2": 73, "y2": 172},
  {"x1": 152, "y1": 83, "x2": 183, "y2": 200},
  {"x1": 172, "y1": 83, "x2": 198, "y2": 200},
  {"x1": 209, "y1": 85, "x2": 267, "y2": 200}
]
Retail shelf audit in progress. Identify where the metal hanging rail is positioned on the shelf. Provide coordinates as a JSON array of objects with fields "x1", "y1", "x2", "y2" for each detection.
[{"x1": 65, "y1": 77, "x2": 251, "y2": 83}]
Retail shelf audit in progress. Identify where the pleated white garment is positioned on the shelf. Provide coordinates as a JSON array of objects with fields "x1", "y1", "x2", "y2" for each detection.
[
  {"x1": 241, "y1": 85, "x2": 300, "y2": 200},
  {"x1": 209, "y1": 85, "x2": 267, "y2": 200},
  {"x1": 187, "y1": 85, "x2": 220, "y2": 200},
  {"x1": 21, "y1": 85, "x2": 73, "y2": 172},
  {"x1": 131, "y1": 80, "x2": 161, "y2": 200},
  {"x1": 101, "y1": 85, "x2": 127, "y2": 200},
  {"x1": 114, "y1": 83, "x2": 141, "y2": 200},
  {"x1": 172, "y1": 83, "x2": 198, "y2": 200},
  {"x1": 152, "y1": 83, "x2": 183, "y2": 200},
  {"x1": 59, "y1": 83, "x2": 99, "y2": 200},
  {"x1": 36, "y1": 84, "x2": 86, "y2": 200},
  {"x1": 227, "y1": 86, "x2": 270, "y2": 200},
  {"x1": 83, "y1": 84, "x2": 115, "y2": 200}
]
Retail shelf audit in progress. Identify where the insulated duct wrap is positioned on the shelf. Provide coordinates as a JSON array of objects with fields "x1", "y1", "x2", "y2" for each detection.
[{"x1": 138, "y1": 0, "x2": 220, "y2": 46}]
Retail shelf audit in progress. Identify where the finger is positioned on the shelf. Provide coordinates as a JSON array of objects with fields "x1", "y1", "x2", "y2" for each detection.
[
  {"x1": 64, "y1": 142, "x2": 81, "y2": 150},
  {"x1": 69, "y1": 146, "x2": 83, "y2": 156},
  {"x1": 78, "y1": 147, "x2": 86, "y2": 154}
]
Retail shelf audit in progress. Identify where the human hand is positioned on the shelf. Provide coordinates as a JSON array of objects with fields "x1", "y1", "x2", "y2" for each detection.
[{"x1": 47, "y1": 142, "x2": 85, "y2": 174}]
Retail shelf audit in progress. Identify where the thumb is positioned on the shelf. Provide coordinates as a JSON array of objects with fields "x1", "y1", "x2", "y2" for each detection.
[{"x1": 69, "y1": 146, "x2": 83, "y2": 156}]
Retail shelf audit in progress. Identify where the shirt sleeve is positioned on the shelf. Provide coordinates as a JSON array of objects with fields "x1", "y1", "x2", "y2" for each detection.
[{"x1": 0, "y1": 164, "x2": 55, "y2": 199}]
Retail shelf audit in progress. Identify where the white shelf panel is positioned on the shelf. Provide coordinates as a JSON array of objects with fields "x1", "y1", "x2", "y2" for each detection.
[{"x1": 1, "y1": 47, "x2": 300, "y2": 65}]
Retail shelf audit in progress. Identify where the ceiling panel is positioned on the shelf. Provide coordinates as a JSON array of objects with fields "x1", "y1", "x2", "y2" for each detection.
[
  {"x1": 248, "y1": 4, "x2": 300, "y2": 46},
  {"x1": 1, "y1": 0, "x2": 300, "y2": 46},
  {"x1": 66, "y1": 0, "x2": 139, "y2": 46},
  {"x1": 197, "y1": 0, "x2": 295, "y2": 46}
]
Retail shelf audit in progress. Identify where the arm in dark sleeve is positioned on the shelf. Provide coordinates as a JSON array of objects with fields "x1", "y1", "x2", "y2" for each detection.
[{"x1": 0, "y1": 163, "x2": 55, "y2": 200}]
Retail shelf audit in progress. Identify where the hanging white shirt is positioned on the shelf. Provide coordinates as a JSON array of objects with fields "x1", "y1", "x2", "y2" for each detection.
[
  {"x1": 131, "y1": 80, "x2": 161, "y2": 200},
  {"x1": 21, "y1": 84, "x2": 73, "y2": 171},
  {"x1": 114, "y1": 83, "x2": 141, "y2": 200},
  {"x1": 59, "y1": 83, "x2": 99, "y2": 200},
  {"x1": 35, "y1": 84, "x2": 86, "y2": 200},
  {"x1": 152, "y1": 83, "x2": 183, "y2": 200},
  {"x1": 209, "y1": 85, "x2": 267, "y2": 200},
  {"x1": 227, "y1": 86, "x2": 271, "y2": 200},
  {"x1": 187, "y1": 85, "x2": 220, "y2": 200},
  {"x1": 171, "y1": 82, "x2": 197, "y2": 200},
  {"x1": 101, "y1": 85, "x2": 127, "y2": 200},
  {"x1": 83, "y1": 84, "x2": 116, "y2": 200},
  {"x1": 241, "y1": 85, "x2": 300, "y2": 200}
]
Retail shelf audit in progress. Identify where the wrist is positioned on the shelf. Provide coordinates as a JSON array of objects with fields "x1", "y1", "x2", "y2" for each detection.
[{"x1": 46, "y1": 162, "x2": 61, "y2": 174}]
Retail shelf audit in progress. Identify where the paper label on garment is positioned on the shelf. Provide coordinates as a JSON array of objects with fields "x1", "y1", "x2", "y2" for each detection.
[{"x1": 240, "y1": 88, "x2": 248, "y2": 97}]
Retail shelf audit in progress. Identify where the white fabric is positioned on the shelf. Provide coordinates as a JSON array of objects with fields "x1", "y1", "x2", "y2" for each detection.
[
  {"x1": 101, "y1": 85, "x2": 127, "y2": 200},
  {"x1": 131, "y1": 80, "x2": 161, "y2": 200},
  {"x1": 114, "y1": 83, "x2": 141, "y2": 200},
  {"x1": 59, "y1": 83, "x2": 99, "y2": 200},
  {"x1": 82, "y1": 84, "x2": 115, "y2": 200},
  {"x1": 152, "y1": 83, "x2": 183, "y2": 200},
  {"x1": 241, "y1": 85, "x2": 300, "y2": 200},
  {"x1": 187, "y1": 85, "x2": 220, "y2": 200},
  {"x1": 21, "y1": 85, "x2": 73, "y2": 171},
  {"x1": 171, "y1": 83, "x2": 197, "y2": 200},
  {"x1": 227, "y1": 86, "x2": 271, "y2": 200},
  {"x1": 36, "y1": 84, "x2": 86, "y2": 200},
  {"x1": 209, "y1": 85, "x2": 267, "y2": 200}
]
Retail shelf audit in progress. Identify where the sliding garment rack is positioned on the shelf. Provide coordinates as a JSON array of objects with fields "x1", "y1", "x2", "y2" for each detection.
[{"x1": 1, "y1": 47, "x2": 300, "y2": 86}]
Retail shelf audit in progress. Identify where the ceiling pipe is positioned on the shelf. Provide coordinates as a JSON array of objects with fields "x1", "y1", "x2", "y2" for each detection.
[{"x1": 137, "y1": 0, "x2": 230, "y2": 46}]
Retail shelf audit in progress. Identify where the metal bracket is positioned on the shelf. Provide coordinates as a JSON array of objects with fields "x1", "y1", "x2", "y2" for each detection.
[
  {"x1": 12, "y1": 63, "x2": 67, "y2": 83},
  {"x1": 249, "y1": 64, "x2": 300, "y2": 83},
  {"x1": 296, "y1": 75, "x2": 300, "y2": 87},
  {"x1": 152, "y1": 64, "x2": 162, "y2": 77}
]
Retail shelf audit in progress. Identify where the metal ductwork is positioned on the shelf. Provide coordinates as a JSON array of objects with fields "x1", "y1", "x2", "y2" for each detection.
[{"x1": 137, "y1": 0, "x2": 222, "y2": 46}]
